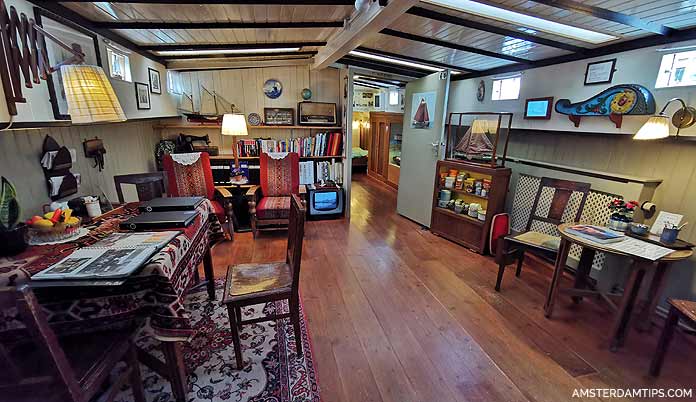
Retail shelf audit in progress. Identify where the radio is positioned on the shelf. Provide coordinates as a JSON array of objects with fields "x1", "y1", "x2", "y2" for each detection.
[{"x1": 297, "y1": 102, "x2": 337, "y2": 126}]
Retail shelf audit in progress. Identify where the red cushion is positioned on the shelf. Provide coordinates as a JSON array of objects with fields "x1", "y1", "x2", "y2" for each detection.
[
  {"x1": 210, "y1": 200, "x2": 226, "y2": 223},
  {"x1": 256, "y1": 196, "x2": 290, "y2": 219},
  {"x1": 260, "y1": 152, "x2": 299, "y2": 197},
  {"x1": 163, "y1": 153, "x2": 215, "y2": 200}
]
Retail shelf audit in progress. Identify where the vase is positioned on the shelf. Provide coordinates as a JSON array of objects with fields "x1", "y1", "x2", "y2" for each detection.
[
  {"x1": 0, "y1": 223, "x2": 28, "y2": 256},
  {"x1": 607, "y1": 217, "x2": 629, "y2": 232}
]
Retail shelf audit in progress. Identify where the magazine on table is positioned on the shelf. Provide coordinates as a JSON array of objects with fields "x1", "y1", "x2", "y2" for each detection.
[
  {"x1": 565, "y1": 224, "x2": 625, "y2": 244},
  {"x1": 33, "y1": 231, "x2": 180, "y2": 281}
]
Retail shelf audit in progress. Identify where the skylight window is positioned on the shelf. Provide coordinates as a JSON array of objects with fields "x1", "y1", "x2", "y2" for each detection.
[
  {"x1": 423, "y1": 0, "x2": 617, "y2": 44},
  {"x1": 349, "y1": 50, "x2": 445, "y2": 73},
  {"x1": 501, "y1": 37, "x2": 533, "y2": 56},
  {"x1": 655, "y1": 50, "x2": 696, "y2": 88},
  {"x1": 156, "y1": 48, "x2": 301, "y2": 56}
]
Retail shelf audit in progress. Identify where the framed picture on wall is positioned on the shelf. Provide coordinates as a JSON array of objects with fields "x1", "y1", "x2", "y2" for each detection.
[
  {"x1": 135, "y1": 82, "x2": 151, "y2": 110},
  {"x1": 524, "y1": 97, "x2": 554, "y2": 119},
  {"x1": 148, "y1": 68, "x2": 162, "y2": 94},
  {"x1": 33, "y1": 7, "x2": 102, "y2": 120},
  {"x1": 584, "y1": 59, "x2": 616, "y2": 85}
]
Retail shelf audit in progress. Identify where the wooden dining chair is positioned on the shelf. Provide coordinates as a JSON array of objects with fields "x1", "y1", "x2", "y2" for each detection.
[
  {"x1": 649, "y1": 299, "x2": 696, "y2": 376},
  {"x1": 0, "y1": 284, "x2": 146, "y2": 402},
  {"x1": 495, "y1": 177, "x2": 591, "y2": 291},
  {"x1": 222, "y1": 194, "x2": 306, "y2": 369}
]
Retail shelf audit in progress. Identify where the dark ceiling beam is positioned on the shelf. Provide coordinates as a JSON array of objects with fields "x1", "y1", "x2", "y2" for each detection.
[
  {"x1": 161, "y1": 51, "x2": 317, "y2": 60},
  {"x1": 380, "y1": 28, "x2": 532, "y2": 64},
  {"x1": 527, "y1": 0, "x2": 675, "y2": 36},
  {"x1": 141, "y1": 41, "x2": 326, "y2": 51},
  {"x1": 338, "y1": 56, "x2": 428, "y2": 78},
  {"x1": 352, "y1": 75, "x2": 407, "y2": 87},
  {"x1": 355, "y1": 46, "x2": 477, "y2": 73},
  {"x1": 354, "y1": 80, "x2": 385, "y2": 89},
  {"x1": 62, "y1": 0, "x2": 356, "y2": 4},
  {"x1": 99, "y1": 21, "x2": 344, "y2": 29},
  {"x1": 406, "y1": 6, "x2": 585, "y2": 53},
  {"x1": 28, "y1": 1, "x2": 164, "y2": 64},
  {"x1": 452, "y1": 25, "x2": 696, "y2": 81}
]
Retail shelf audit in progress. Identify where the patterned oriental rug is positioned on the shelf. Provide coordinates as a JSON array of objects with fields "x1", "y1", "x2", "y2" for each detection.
[{"x1": 116, "y1": 281, "x2": 321, "y2": 402}]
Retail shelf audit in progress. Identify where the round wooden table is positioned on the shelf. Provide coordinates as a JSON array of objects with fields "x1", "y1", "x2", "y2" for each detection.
[{"x1": 544, "y1": 223, "x2": 693, "y2": 351}]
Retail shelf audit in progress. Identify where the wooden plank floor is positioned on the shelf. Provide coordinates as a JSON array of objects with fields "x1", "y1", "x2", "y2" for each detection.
[{"x1": 210, "y1": 174, "x2": 696, "y2": 402}]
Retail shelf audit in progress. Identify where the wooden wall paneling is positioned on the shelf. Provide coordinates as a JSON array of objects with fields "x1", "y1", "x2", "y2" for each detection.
[{"x1": 0, "y1": 121, "x2": 161, "y2": 217}]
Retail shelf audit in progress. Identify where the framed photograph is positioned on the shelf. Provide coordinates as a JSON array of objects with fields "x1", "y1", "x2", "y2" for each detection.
[
  {"x1": 264, "y1": 108, "x2": 294, "y2": 126},
  {"x1": 584, "y1": 59, "x2": 616, "y2": 85},
  {"x1": 148, "y1": 67, "x2": 162, "y2": 94},
  {"x1": 135, "y1": 82, "x2": 151, "y2": 110},
  {"x1": 33, "y1": 7, "x2": 102, "y2": 120},
  {"x1": 524, "y1": 97, "x2": 554, "y2": 120}
]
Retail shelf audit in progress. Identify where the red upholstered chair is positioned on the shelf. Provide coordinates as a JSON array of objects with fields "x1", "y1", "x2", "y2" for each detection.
[
  {"x1": 246, "y1": 152, "x2": 305, "y2": 238},
  {"x1": 163, "y1": 152, "x2": 235, "y2": 240}
]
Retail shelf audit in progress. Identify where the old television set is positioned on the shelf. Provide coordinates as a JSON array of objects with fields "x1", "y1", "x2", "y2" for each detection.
[{"x1": 307, "y1": 182, "x2": 344, "y2": 219}]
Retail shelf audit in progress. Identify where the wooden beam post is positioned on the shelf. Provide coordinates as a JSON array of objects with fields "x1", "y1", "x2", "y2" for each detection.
[{"x1": 312, "y1": 0, "x2": 420, "y2": 70}]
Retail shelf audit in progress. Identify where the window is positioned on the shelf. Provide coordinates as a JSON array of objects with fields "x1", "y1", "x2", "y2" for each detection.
[
  {"x1": 655, "y1": 50, "x2": 696, "y2": 88},
  {"x1": 491, "y1": 76, "x2": 521, "y2": 100},
  {"x1": 107, "y1": 47, "x2": 131, "y2": 82},
  {"x1": 167, "y1": 70, "x2": 183, "y2": 94},
  {"x1": 389, "y1": 90, "x2": 399, "y2": 106}
]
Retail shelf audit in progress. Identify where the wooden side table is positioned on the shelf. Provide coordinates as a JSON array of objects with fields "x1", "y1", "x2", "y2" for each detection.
[{"x1": 544, "y1": 223, "x2": 692, "y2": 351}]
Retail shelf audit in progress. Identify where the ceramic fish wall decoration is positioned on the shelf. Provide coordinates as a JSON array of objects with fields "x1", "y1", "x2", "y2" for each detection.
[{"x1": 555, "y1": 84, "x2": 656, "y2": 128}]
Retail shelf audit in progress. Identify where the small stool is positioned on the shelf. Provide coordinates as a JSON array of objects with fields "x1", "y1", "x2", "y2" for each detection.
[{"x1": 649, "y1": 299, "x2": 696, "y2": 376}]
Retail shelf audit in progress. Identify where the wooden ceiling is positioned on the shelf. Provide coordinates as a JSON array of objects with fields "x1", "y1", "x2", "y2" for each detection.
[{"x1": 34, "y1": 1, "x2": 696, "y2": 78}]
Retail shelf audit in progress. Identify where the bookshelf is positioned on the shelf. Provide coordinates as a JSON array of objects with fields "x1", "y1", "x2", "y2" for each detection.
[
  {"x1": 210, "y1": 154, "x2": 344, "y2": 160},
  {"x1": 153, "y1": 124, "x2": 342, "y2": 130}
]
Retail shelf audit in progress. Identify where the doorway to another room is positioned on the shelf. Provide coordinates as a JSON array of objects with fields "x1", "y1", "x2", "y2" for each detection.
[{"x1": 350, "y1": 73, "x2": 406, "y2": 190}]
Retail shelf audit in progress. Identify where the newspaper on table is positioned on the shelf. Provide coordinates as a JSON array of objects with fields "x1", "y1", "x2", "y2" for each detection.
[
  {"x1": 603, "y1": 237, "x2": 674, "y2": 261},
  {"x1": 33, "y1": 231, "x2": 180, "y2": 281}
]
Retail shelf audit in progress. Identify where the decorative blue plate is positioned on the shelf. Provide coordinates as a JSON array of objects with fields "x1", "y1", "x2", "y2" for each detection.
[{"x1": 263, "y1": 79, "x2": 283, "y2": 99}]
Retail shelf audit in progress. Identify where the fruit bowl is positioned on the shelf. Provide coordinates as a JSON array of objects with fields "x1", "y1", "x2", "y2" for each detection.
[
  {"x1": 27, "y1": 217, "x2": 82, "y2": 244},
  {"x1": 26, "y1": 208, "x2": 83, "y2": 244}
]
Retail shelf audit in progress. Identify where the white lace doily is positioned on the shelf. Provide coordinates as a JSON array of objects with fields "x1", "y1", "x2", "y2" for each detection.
[
  {"x1": 171, "y1": 152, "x2": 202, "y2": 165},
  {"x1": 266, "y1": 152, "x2": 289, "y2": 160}
]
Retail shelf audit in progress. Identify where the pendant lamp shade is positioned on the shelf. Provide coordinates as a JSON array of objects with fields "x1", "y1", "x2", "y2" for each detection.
[
  {"x1": 633, "y1": 115, "x2": 670, "y2": 140},
  {"x1": 221, "y1": 113, "x2": 249, "y2": 136},
  {"x1": 61, "y1": 65, "x2": 127, "y2": 124}
]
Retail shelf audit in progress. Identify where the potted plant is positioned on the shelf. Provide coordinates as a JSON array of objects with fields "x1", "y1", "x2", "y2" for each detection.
[
  {"x1": 0, "y1": 176, "x2": 27, "y2": 256},
  {"x1": 607, "y1": 198, "x2": 638, "y2": 232}
]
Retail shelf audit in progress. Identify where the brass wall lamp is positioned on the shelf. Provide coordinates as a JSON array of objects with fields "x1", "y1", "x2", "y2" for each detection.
[{"x1": 634, "y1": 98, "x2": 696, "y2": 140}]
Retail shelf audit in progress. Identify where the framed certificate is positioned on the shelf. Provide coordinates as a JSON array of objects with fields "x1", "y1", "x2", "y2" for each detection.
[{"x1": 584, "y1": 59, "x2": 616, "y2": 85}]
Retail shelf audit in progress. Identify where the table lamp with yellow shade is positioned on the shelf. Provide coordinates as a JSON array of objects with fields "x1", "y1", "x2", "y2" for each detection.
[{"x1": 221, "y1": 113, "x2": 249, "y2": 184}]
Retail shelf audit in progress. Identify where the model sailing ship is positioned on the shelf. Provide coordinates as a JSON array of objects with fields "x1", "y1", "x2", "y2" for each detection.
[
  {"x1": 178, "y1": 86, "x2": 236, "y2": 124},
  {"x1": 453, "y1": 119, "x2": 495, "y2": 162}
]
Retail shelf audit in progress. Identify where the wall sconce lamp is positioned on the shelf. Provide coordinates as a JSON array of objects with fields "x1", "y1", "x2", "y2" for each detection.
[
  {"x1": 633, "y1": 98, "x2": 696, "y2": 140},
  {"x1": 0, "y1": 1, "x2": 125, "y2": 124}
]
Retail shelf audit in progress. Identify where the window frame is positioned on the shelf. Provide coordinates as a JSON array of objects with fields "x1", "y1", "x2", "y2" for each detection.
[
  {"x1": 491, "y1": 76, "x2": 521, "y2": 101},
  {"x1": 106, "y1": 47, "x2": 132, "y2": 82},
  {"x1": 655, "y1": 50, "x2": 696, "y2": 89}
]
